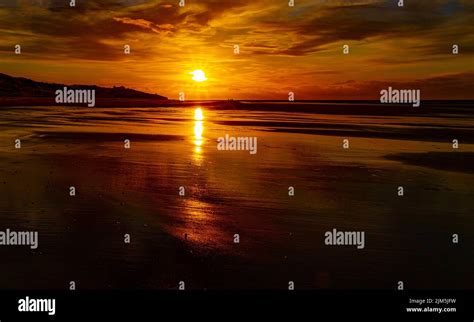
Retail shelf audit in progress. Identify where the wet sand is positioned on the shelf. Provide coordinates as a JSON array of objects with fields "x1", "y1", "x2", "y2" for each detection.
[{"x1": 0, "y1": 102, "x2": 473, "y2": 290}]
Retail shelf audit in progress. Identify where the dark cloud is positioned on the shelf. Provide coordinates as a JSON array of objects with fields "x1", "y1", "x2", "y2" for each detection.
[
  {"x1": 250, "y1": 0, "x2": 474, "y2": 56},
  {"x1": 1, "y1": 0, "x2": 473, "y2": 58}
]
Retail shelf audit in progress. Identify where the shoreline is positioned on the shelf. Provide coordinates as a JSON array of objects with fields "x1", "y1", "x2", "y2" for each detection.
[{"x1": 1, "y1": 98, "x2": 473, "y2": 115}]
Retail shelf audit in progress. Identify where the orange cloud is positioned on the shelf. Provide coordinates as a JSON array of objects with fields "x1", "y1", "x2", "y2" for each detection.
[{"x1": 113, "y1": 17, "x2": 174, "y2": 34}]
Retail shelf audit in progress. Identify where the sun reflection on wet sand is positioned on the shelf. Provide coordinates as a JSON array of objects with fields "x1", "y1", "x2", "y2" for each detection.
[
  {"x1": 173, "y1": 107, "x2": 229, "y2": 248},
  {"x1": 194, "y1": 107, "x2": 204, "y2": 121},
  {"x1": 174, "y1": 198, "x2": 224, "y2": 247},
  {"x1": 193, "y1": 107, "x2": 204, "y2": 158}
]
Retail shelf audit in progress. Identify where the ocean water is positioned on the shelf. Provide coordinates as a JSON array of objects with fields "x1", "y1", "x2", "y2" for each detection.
[{"x1": 0, "y1": 103, "x2": 473, "y2": 289}]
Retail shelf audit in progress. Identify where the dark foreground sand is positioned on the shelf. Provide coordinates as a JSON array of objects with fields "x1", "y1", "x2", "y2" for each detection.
[{"x1": 0, "y1": 102, "x2": 472, "y2": 289}]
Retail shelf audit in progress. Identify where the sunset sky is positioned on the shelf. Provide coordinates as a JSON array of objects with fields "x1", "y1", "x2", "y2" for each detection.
[{"x1": 0, "y1": 0, "x2": 473, "y2": 99}]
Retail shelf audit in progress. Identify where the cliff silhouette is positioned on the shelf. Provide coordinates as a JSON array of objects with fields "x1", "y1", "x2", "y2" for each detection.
[{"x1": 0, "y1": 73, "x2": 167, "y2": 100}]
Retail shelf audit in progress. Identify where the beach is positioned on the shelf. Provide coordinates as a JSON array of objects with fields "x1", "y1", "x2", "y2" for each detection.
[{"x1": 0, "y1": 101, "x2": 473, "y2": 290}]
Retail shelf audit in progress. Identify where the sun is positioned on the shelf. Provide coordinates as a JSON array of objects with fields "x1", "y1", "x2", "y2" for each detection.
[{"x1": 190, "y1": 69, "x2": 207, "y2": 82}]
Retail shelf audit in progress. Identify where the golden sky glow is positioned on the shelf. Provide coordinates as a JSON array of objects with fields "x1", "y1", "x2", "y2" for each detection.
[{"x1": 0, "y1": 0, "x2": 473, "y2": 99}]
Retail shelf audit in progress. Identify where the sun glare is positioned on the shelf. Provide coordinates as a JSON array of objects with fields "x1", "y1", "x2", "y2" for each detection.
[{"x1": 190, "y1": 69, "x2": 207, "y2": 82}]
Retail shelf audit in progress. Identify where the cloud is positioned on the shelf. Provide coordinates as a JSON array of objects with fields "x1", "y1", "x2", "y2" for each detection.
[{"x1": 113, "y1": 17, "x2": 174, "y2": 35}]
